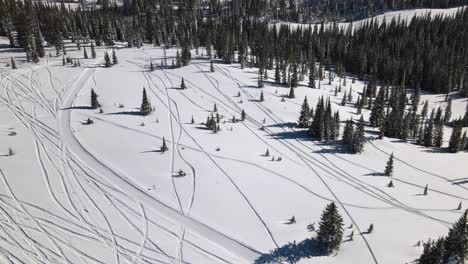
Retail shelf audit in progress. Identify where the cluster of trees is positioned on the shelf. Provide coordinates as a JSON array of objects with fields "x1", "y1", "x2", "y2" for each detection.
[
  {"x1": 298, "y1": 96, "x2": 340, "y2": 141},
  {"x1": 342, "y1": 116, "x2": 366, "y2": 153},
  {"x1": 419, "y1": 210, "x2": 468, "y2": 264},
  {"x1": 1, "y1": 0, "x2": 467, "y2": 100}
]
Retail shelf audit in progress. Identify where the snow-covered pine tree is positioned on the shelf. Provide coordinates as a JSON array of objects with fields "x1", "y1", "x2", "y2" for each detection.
[
  {"x1": 160, "y1": 137, "x2": 168, "y2": 152},
  {"x1": 274, "y1": 63, "x2": 281, "y2": 84},
  {"x1": 288, "y1": 85, "x2": 295, "y2": 99},
  {"x1": 112, "y1": 49, "x2": 118, "y2": 64},
  {"x1": 341, "y1": 91, "x2": 347, "y2": 106},
  {"x1": 91, "y1": 42, "x2": 96, "y2": 59},
  {"x1": 175, "y1": 50, "x2": 182, "y2": 68},
  {"x1": 180, "y1": 78, "x2": 186, "y2": 89},
  {"x1": 370, "y1": 87, "x2": 385, "y2": 127},
  {"x1": 444, "y1": 99, "x2": 452, "y2": 124},
  {"x1": 104, "y1": 52, "x2": 111, "y2": 67},
  {"x1": 10, "y1": 57, "x2": 16, "y2": 69},
  {"x1": 316, "y1": 202, "x2": 344, "y2": 254},
  {"x1": 290, "y1": 64, "x2": 298, "y2": 88},
  {"x1": 181, "y1": 43, "x2": 191, "y2": 66},
  {"x1": 448, "y1": 120, "x2": 463, "y2": 153},
  {"x1": 140, "y1": 88, "x2": 152, "y2": 115},
  {"x1": 297, "y1": 97, "x2": 310, "y2": 128},
  {"x1": 308, "y1": 61, "x2": 316, "y2": 88},
  {"x1": 419, "y1": 238, "x2": 445, "y2": 264},
  {"x1": 90, "y1": 89, "x2": 100, "y2": 109},
  {"x1": 352, "y1": 115, "x2": 366, "y2": 154},
  {"x1": 443, "y1": 210, "x2": 468, "y2": 262},
  {"x1": 258, "y1": 67, "x2": 264, "y2": 88},
  {"x1": 384, "y1": 153, "x2": 394, "y2": 176}
]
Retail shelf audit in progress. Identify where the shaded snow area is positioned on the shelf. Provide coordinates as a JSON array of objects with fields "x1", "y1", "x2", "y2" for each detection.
[{"x1": 0, "y1": 42, "x2": 467, "y2": 264}]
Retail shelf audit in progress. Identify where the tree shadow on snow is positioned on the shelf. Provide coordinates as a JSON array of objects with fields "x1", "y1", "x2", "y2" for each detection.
[
  {"x1": 255, "y1": 238, "x2": 326, "y2": 264},
  {"x1": 61, "y1": 106, "x2": 95, "y2": 110},
  {"x1": 266, "y1": 122, "x2": 297, "y2": 129},
  {"x1": 106, "y1": 111, "x2": 144, "y2": 116},
  {"x1": 268, "y1": 130, "x2": 310, "y2": 140}
]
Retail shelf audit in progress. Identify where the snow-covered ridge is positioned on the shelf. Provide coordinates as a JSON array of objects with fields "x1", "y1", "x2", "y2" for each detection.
[{"x1": 272, "y1": 5, "x2": 467, "y2": 30}]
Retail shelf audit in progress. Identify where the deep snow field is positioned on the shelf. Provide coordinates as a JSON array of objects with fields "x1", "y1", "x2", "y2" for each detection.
[{"x1": 0, "y1": 38, "x2": 467, "y2": 264}]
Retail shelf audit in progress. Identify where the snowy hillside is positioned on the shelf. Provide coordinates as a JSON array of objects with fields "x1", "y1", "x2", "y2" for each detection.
[
  {"x1": 272, "y1": 5, "x2": 466, "y2": 31},
  {"x1": 0, "y1": 39, "x2": 467, "y2": 264}
]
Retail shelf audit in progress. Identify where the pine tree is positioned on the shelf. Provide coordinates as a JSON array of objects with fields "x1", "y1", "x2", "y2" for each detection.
[
  {"x1": 104, "y1": 52, "x2": 111, "y2": 67},
  {"x1": 443, "y1": 210, "x2": 468, "y2": 262},
  {"x1": 449, "y1": 120, "x2": 463, "y2": 153},
  {"x1": 341, "y1": 91, "x2": 347, "y2": 106},
  {"x1": 175, "y1": 50, "x2": 182, "y2": 68},
  {"x1": 298, "y1": 97, "x2": 311, "y2": 128},
  {"x1": 91, "y1": 42, "x2": 96, "y2": 59},
  {"x1": 112, "y1": 49, "x2": 118, "y2": 64},
  {"x1": 275, "y1": 62, "x2": 281, "y2": 84},
  {"x1": 308, "y1": 61, "x2": 316, "y2": 88},
  {"x1": 316, "y1": 202, "x2": 344, "y2": 254},
  {"x1": 10, "y1": 57, "x2": 16, "y2": 69},
  {"x1": 210, "y1": 60, "x2": 214, "y2": 72},
  {"x1": 180, "y1": 78, "x2": 186, "y2": 89},
  {"x1": 288, "y1": 86, "x2": 295, "y2": 99},
  {"x1": 352, "y1": 116, "x2": 366, "y2": 154},
  {"x1": 258, "y1": 67, "x2": 264, "y2": 88},
  {"x1": 150, "y1": 61, "x2": 154, "y2": 71},
  {"x1": 181, "y1": 43, "x2": 191, "y2": 66},
  {"x1": 160, "y1": 137, "x2": 168, "y2": 152},
  {"x1": 423, "y1": 112, "x2": 435, "y2": 147},
  {"x1": 83, "y1": 47, "x2": 88, "y2": 59},
  {"x1": 90, "y1": 89, "x2": 100, "y2": 109},
  {"x1": 387, "y1": 180, "x2": 394, "y2": 188},
  {"x1": 140, "y1": 88, "x2": 152, "y2": 115},
  {"x1": 419, "y1": 238, "x2": 445, "y2": 264},
  {"x1": 241, "y1": 109, "x2": 246, "y2": 121},
  {"x1": 384, "y1": 153, "x2": 394, "y2": 176},
  {"x1": 370, "y1": 88, "x2": 385, "y2": 127},
  {"x1": 213, "y1": 103, "x2": 218, "y2": 112},
  {"x1": 290, "y1": 64, "x2": 298, "y2": 88},
  {"x1": 444, "y1": 99, "x2": 452, "y2": 124},
  {"x1": 259, "y1": 91, "x2": 264, "y2": 102}
]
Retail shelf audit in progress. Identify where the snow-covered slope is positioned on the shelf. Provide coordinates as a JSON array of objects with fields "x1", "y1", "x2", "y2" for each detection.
[
  {"x1": 0, "y1": 42, "x2": 467, "y2": 264},
  {"x1": 272, "y1": 6, "x2": 467, "y2": 31}
]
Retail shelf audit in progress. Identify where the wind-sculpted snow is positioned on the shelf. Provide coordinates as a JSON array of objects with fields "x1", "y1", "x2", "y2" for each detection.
[{"x1": 0, "y1": 43, "x2": 467, "y2": 264}]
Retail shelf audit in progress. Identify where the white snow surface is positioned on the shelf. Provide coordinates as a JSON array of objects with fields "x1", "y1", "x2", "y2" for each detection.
[{"x1": 0, "y1": 39, "x2": 467, "y2": 264}]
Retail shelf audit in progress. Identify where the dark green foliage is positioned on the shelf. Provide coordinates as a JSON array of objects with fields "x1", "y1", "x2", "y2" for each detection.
[
  {"x1": 180, "y1": 78, "x2": 186, "y2": 89},
  {"x1": 104, "y1": 52, "x2": 111, "y2": 67},
  {"x1": 10, "y1": 57, "x2": 16, "y2": 69},
  {"x1": 297, "y1": 97, "x2": 310, "y2": 128},
  {"x1": 317, "y1": 203, "x2": 344, "y2": 254},
  {"x1": 384, "y1": 153, "x2": 394, "y2": 176},
  {"x1": 352, "y1": 116, "x2": 366, "y2": 154},
  {"x1": 443, "y1": 210, "x2": 468, "y2": 262},
  {"x1": 90, "y1": 89, "x2": 100, "y2": 109},
  {"x1": 449, "y1": 120, "x2": 464, "y2": 153},
  {"x1": 140, "y1": 88, "x2": 152, "y2": 116},
  {"x1": 112, "y1": 49, "x2": 118, "y2": 64}
]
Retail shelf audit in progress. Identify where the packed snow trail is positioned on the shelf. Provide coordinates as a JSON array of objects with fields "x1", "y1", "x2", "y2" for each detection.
[{"x1": 57, "y1": 61, "x2": 261, "y2": 263}]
